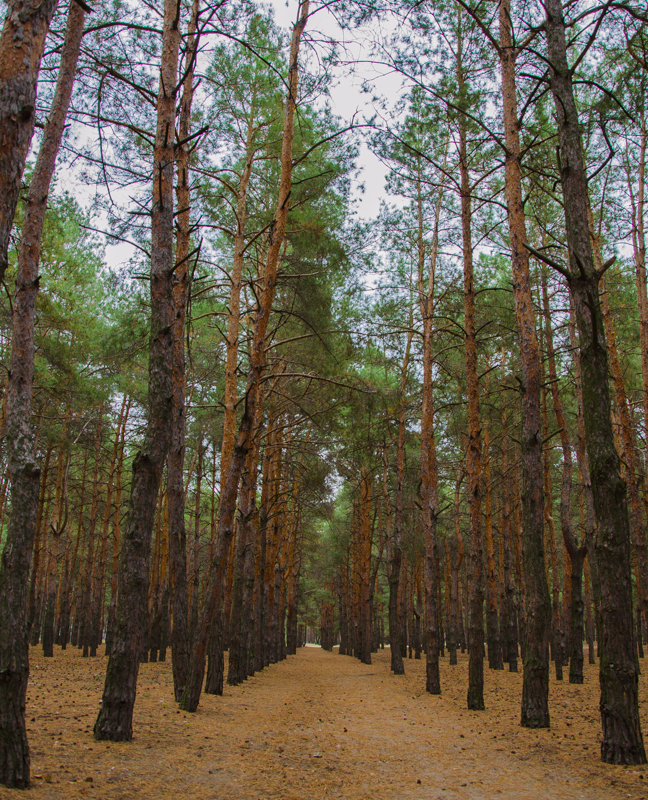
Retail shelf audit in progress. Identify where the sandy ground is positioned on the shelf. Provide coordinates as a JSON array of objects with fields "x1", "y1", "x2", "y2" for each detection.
[{"x1": 1, "y1": 644, "x2": 648, "y2": 799}]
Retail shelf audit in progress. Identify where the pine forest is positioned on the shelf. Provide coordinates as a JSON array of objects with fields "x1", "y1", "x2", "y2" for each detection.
[{"x1": 0, "y1": 0, "x2": 647, "y2": 797}]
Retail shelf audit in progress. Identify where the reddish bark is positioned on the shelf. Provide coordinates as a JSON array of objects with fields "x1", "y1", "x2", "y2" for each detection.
[{"x1": 0, "y1": 2, "x2": 86, "y2": 783}]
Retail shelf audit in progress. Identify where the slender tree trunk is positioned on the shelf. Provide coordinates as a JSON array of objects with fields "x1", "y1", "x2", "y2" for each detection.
[
  {"x1": 449, "y1": 469, "x2": 464, "y2": 666},
  {"x1": 228, "y1": 408, "x2": 262, "y2": 685},
  {"x1": 27, "y1": 447, "x2": 51, "y2": 638},
  {"x1": 168, "y1": 0, "x2": 199, "y2": 703},
  {"x1": 94, "y1": 0, "x2": 179, "y2": 741},
  {"x1": 483, "y1": 423, "x2": 503, "y2": 670},
  {"x1": 511, "y1": 465, "x2": 526, "y2": 660},
  {"x1": 0, "y1": 2, "x2": 85, "y2": 783},
  {"x1": 458, "y1": 38, "x2": 484, "y2": 709},
  {"x1": 254, "y1": 419, "x2": 274, "y2": 671},
  {"x1": 543, "y1": 0, "x2": 645, "y2": 763},
  {"x1": 359, "y1": 468, "x2": 372, "y2": 665},
  {"x1": 417, "y1": 163, "x2": 444, "y2": 692},
  {"x1": 80, "y1": 413, "x2": 102, "y2": 656},
  {"x1": 91, "y1": 402, "x2": 127, "y2": 657},
  {"x1": 501, "y1": 415, "x2": 518, "y2": 671},
  {"x1": 541, "y1": 268, "x2": 586, "y2": 683},
  {"x1": 499, "y1": 0, "x2": 549, "y2": 725},
  {"x1": 60, "y1": 452, "x2": 87, "y2": 649},
  {"x1": 42, "y1": 444, "x2": 68, "y2": 657},
  {"x1": 600, "y1": 273, "x2": 648, "y2": 632},
  {"x1": 391, "y1": 326, "x2": 413, "y2": 675},
  {"x1": 105, "y1": 400, "x2": 129, "y2": 655},
  {"x1": 629, "y1": 115, "x2": 648, "y2": 456}
]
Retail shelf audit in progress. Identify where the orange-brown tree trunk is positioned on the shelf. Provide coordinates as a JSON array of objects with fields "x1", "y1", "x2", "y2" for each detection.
[
  {"x1": 168, "y1": 0, "x2": 199, "y2": 703},
  {"x1": 499, "y1": 0, "x2": 549, "y2": 725},
  {"x1": 458, "y1": 45, "x2": 484, "y2": 709}
]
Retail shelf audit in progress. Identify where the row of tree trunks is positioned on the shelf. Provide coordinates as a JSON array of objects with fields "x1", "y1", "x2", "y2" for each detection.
[{"x1": 180, "y1": 1, "x2": 309, "y2": 712}]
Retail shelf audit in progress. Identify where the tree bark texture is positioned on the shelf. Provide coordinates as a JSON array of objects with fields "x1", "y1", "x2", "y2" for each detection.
[
  {"x1": 483, "y1": 423, "x2": 503, "y2": 671},
  {"x1": 0, "y1": 0, "x2": 85, "y2": 785},
  {"x1": 418, "y1": 168, "x2": 444, "y2": 692},
  {"x1": 459, "y1": 91, "x2": 484, "y2": 712},
  {"x1": 94, "y1": 0, "x2": 179, "y2": 741},
  {"x1": 499, "y1": 0, "x2": 550, "y2": 726},
  {"x1": 168, "y1": 0, "x2": 199, "y2": 704},
  {"x1": 543, "y1": 0, "x2": 645, "y2": 764},
  {"x1": 541, "y1": 268, "x2": 587, "y2": 684}
]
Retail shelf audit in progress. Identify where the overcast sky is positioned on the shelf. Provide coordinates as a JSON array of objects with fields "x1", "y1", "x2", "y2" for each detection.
[{"x1": 85, "y1": 0, "x2": 403, "y2": 272}]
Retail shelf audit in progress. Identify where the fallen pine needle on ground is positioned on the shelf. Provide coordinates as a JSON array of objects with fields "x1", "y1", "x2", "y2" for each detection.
[{"x1": 1, "y1": 645, "x2": 647, "y2": 799}]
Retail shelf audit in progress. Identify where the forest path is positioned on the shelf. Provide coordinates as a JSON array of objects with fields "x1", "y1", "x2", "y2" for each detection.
[{"x1": 0, "y1": 645, "x2": 647, "y2": 799}]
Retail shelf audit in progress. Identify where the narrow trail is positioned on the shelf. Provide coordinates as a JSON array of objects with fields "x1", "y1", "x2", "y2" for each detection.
[{"x1": 1, "y1": 645, "x2": 647, "y2": 799}]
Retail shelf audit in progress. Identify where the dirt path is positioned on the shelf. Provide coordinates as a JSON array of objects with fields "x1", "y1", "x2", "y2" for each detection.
[{"x1": 1, "y1": 645, "x2": 647, "y2": 799}]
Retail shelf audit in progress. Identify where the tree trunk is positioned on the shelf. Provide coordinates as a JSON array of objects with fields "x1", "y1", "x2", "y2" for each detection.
[
  {"x1": 458, "y1": 39, "x2": 484, "y2": 709},
  {"x1": 254, "y1": 420, "x2": 275, "y2": 670},
  {"x1": 359, "y1": 468, "x2": 372, "y2": 665},
  {"x1": 42, "y1": 443, "x2": 68, "y2": 657},
  {"x1": 499, "y1": 0, "x2": 549, "y2": 725},
  {"x1": 541, "y1": 267, "x2": 587, "y2": 683},
  {"x1": 27, "y1": 447, "x2": 51, "y2": 641},
  {"x1": 417, "y1": 164, "x2": 444, "y2": 691},
  {"x1": 600, "y1": 273, "x2": 648, "y2": 636},
  {"x1": 228, "y1": 408, "x2": 262, "y2": 685},
  {"x1": 0, "y1": 2, "x2": 85, "y2": 783},
  {"x1": 501, "y1": 417, "x2": 518, "y2": 671},
  {"x1": 80, "y1": 413, "x2": 103, "y2": 656},
  {"x1": 449, "y1": 469, "x2": 464, "y2": 666},
  {"x1": 629, "y1": 116, "x2": 648, "y2": 461},
  {"x1": 391, "y1": 324, "x2": 413, "y2": 674},
  {"x1": 168, "y1": 0, "x2": 199, "y2": 703},
  {"x1": 105, "y1": 400, "x2": 128, "y2": 655},
  {"x1": 543, "y1": 0, "x2": 645, "y2": 763},
  {"x1": 483, "y1": 423, "x2": 503, "y2": 670},
  {"x1": 94, "y1": 0, "x2": 179, "y2": 741}
]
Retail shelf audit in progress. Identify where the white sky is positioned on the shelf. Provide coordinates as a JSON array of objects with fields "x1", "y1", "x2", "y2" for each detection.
[
  {"x1": 270, "y1": 0, "x2": 404, "y2": 219},
  {"x1": 90, "y1": 0, "x2": 403, "y2": 272}
]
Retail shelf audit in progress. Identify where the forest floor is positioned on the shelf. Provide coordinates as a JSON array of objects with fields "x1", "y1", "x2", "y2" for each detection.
[{"x1": 1, "y1": 645, "x2": 648, "y2": 800}]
